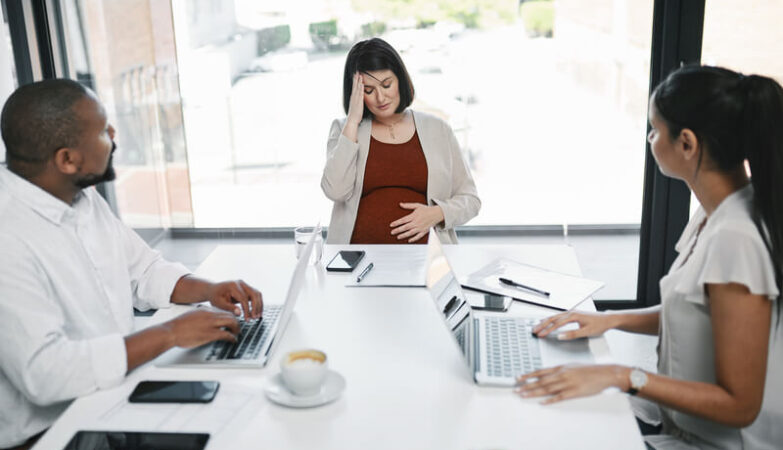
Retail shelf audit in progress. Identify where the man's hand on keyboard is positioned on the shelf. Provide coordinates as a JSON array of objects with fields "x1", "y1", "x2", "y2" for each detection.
[
  {"x1": 206, "y1": 279, "x2": 264, "y2": 319},
  {"x1": 164, "y1": 309, "x2": 240, "y2": 349}
]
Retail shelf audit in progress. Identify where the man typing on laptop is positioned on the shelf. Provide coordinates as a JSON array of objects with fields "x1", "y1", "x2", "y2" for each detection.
[{"x1": 0, "y1": 79, "x2": 263, "y2": 449}]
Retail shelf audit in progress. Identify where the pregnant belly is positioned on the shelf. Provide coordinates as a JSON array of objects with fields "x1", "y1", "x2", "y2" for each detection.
[{"x1": 351, "y1": 187, "x2": 428, "y2": 244}]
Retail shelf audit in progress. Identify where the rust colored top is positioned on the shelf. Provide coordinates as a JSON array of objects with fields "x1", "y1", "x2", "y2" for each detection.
[{"x1": 350, "y1": 131, "x2": 429, "y2": 244}]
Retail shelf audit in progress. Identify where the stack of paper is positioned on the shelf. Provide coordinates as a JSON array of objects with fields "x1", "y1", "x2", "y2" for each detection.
[
  {"x1": 345, "y1": 248, "x2": 426, "y2": 287},
  {"x1": 460, "y1": 258, "x2": 604, "y2": 311}
]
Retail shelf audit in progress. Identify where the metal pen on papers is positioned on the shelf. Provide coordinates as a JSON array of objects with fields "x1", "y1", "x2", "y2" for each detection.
[
  {"x1": 356, "y1": 262, "x2": 374, "y2": 283},
  {"x1": 498, "y1": 277, "x2": 550, "y2": 297}
]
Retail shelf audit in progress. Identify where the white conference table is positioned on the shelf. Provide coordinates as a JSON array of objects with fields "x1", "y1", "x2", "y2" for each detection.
[{"x1": 37, "y1": 244, "x2": 645, "y2": 450}]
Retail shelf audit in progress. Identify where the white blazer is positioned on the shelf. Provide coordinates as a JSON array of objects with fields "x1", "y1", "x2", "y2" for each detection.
[{"x1": 321, "y1": 110, "x2": 481, "y2": 244}]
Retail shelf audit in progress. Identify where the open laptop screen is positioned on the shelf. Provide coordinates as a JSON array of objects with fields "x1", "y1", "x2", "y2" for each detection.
[
  {"x1": 425, "y1": 230, "x2": 472, "y2": 367},
  {"x1": 264, "y1": 223, "x2": 320, "y2": 361}
]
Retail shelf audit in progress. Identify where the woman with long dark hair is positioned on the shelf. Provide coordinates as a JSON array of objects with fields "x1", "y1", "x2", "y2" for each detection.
[
  {"x1": 519, "y1": 65, "x2": 782, "y2": 449},
  {"x1": 321, "y1": 38, "x2": 480, "y2": 244}
]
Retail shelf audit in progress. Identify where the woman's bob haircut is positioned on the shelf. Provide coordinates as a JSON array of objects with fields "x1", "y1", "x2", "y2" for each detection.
[{"x1": 342, "y1": 38, "x2": 415, "y2": 119}]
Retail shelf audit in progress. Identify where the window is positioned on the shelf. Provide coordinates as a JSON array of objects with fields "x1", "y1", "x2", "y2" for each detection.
[
  {"x1": 692, "y1": 1, "x2": 783, "y2": 217},
  {"x1": 171, "y1": 1, "x2": 655, "y2": 230},
  {"x1": 0, "y1": 2, "x2": 17, "y2": 163},
  {"x1": 702, "y1": 5, "x2": 783, "y2": 171},
  {"x1": 44, "y1": 0, "x2": 657, "y2": 301},
  {"x1": 59, "y1": 0, "x2": 194, "y2": 228},
  {"x1": 702, "y1": 1, "x2": 783, "y2": 83}
]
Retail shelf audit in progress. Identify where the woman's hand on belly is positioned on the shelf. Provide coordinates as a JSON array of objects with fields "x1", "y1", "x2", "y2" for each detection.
[{"x1": 390, "y1": 203, "x2": 445, "y2": 242}]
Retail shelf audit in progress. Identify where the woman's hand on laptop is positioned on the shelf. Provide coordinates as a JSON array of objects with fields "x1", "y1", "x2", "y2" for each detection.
[
  {"x1": 515, "y1": 364, "x2": 631, "y2": 404},
  {"x1": 533, "y1": 311, "x2": 618, "y2": 340}
]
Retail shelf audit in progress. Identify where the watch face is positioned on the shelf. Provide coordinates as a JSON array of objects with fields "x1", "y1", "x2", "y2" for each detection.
[{"x1": 630, "y1": 369, "x2": 648, "y2": 389}]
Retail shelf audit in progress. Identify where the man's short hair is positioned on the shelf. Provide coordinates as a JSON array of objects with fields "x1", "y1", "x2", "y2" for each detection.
[{"x1": 1, "y1": 79, "x2": 91, "y2": 163}]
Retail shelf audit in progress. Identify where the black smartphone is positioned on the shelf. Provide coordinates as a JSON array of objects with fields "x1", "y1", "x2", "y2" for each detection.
[
  {"x1": 465, "y1": 292, "x2": 512, "y2": 312},
  {"x1": 326, "y1": 250, "x2": 366, "y2": 272},
  {"x1": 65, "y1": 431, "x2": 209, "y2": 450},
  {"x1": 128, "y1": 381, "x2": 219, "y2": 403}
]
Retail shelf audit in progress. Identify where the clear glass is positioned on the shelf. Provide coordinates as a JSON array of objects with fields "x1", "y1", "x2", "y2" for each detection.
[
  {"x1": 693, "y1": 2, "x2": 783, "y2": 219},
  {"x1": 171, "y1": 0, "x2": 654, "y2": 229},
  {"x1": 58, "y1": 0, "x2": 194, "y2": 228},
  {"x1": 702, "y1": 1, "x2": 783, "y2": 84},
  {"x1": 0, "y1": 5, "x2": 18, "y2": 164},
  {"x1": 294, "y1": 226, "x2": 324, "y2": 264}
]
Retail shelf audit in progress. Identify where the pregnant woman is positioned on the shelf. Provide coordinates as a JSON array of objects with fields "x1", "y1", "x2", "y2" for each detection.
[{"x1": 321, "y1": 38, "x2": 480, "y2": 244}]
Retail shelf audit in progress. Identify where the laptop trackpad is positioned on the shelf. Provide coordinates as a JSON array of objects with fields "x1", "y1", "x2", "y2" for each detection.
[{"x1": 539, "y1": 338, "x2": 593, "y2": 367}]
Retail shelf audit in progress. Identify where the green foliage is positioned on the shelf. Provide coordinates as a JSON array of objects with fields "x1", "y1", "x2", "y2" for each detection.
[
  {"x1": 309, "y1": 20, "x2": 342, "y2": 50},
  {"x1": 351, "y1": 0, "x2": 517, "y2": 29},
  {"x1": 256, "y1": 25, "x2": 291, "y2": 55},
  {"x1": 360, "y1": 21, "x2": 388, "y2": 38},
  {"x1": 451, "y1": 8, "x2": 479, "y2": 29},
  {"x1": 520, "y1": 1, "x2": 554, "y2": 38},
  {"x1": 309, "y1": 20, "x2": 338, "y2": 40}
]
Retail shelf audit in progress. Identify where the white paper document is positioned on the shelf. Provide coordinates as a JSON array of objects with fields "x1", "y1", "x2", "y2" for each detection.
[
  {"x1": 461, "y1": 258, "x2": 604, "y2": 311},
  {"x1": 346, "y1": 247, "x2": 426, "y2": 287}
]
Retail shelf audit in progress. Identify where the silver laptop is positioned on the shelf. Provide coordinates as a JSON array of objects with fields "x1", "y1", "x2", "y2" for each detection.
[
  {"x1": 425, "y1": 230, "x2": 593, "y2": 386},
  {"x1": 157, "y1": 226, "x2": 319, "y2": 368}
]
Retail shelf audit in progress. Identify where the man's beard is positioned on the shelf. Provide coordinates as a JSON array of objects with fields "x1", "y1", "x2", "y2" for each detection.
[{"x1": 75, "y1": 142, "x2": 117, "y2": 189}]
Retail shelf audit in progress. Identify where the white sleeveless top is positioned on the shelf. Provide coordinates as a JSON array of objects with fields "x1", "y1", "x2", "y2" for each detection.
[{"x1": 646, "y1": 185, "x2": 781, "y2": 450}]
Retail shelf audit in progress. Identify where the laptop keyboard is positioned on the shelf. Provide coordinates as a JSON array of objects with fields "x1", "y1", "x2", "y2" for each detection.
[
  {"x1": 207, "y1": 305, "x2": 282, "y2": 360},
  {"x1": 484, "y1": 317, "x2": 542, "y2": 378}
]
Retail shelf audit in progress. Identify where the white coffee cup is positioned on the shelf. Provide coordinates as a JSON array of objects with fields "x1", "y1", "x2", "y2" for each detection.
[{"x1": 280, "y1": 349, "x2": 328, "y2": 396}]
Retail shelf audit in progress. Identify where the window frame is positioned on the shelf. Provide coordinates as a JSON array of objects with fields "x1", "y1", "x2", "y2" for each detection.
[{"x1": 630, "y1": 0, "x2": 705, "y2": 309}]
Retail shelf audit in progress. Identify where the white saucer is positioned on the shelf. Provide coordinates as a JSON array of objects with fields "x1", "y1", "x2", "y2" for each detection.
[{"x1": 264, "y1": 370, "x2": 346, "y2": 408}]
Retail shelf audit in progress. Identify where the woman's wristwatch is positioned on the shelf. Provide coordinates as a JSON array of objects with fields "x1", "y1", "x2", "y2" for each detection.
[{"x1": 627, "y1": 367, "x2": 648, "y2": 396}]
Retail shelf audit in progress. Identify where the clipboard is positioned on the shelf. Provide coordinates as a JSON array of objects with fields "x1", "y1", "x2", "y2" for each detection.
[{"x1": 460, "y1": 258, "x2": 604, "y2": 311}]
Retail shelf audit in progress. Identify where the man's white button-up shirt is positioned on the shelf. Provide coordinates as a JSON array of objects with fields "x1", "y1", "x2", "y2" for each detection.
[{"x1": 0, "y1": 166, "x2": 189, "y2": 447}]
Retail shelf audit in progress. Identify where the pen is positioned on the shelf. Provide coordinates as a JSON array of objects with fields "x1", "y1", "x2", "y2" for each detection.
[
  {"x1": 498, "y1": 277, "x2": 550, "y2": 297},
  {"x1": 356, "y1": 262, "x2": 374, "y2": 283}
]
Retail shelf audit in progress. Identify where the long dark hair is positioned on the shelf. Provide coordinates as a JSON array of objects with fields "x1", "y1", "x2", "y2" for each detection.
[
  {"x1": 342, "y1": 38, "x2": 415, "y2": 119},
  {"x1": 652, "y1": 65, "x2": 783, "y2": 301}
]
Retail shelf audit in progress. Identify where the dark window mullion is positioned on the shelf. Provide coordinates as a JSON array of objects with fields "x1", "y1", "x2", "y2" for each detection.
[
  {"x1": 29, "y1": 0, "x2": 56, "y2": 79},
  {"x1": 636, "y1": 0, "x2": 705, "y2": 307},
  {"x1": 3, "y1": 0, "x2": 35, "y2": 85}
]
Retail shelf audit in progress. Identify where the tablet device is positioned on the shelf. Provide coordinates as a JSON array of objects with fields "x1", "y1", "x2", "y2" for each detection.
[
  {"x1": 65, "y1": 431, "x2": 209, "y2": 450},
  {"x1": 326, "y1": 250, "x2": 366, "y2": 272},
  {"x1": 128, "y1": 381, "x2": 219, "y2": 403}
]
